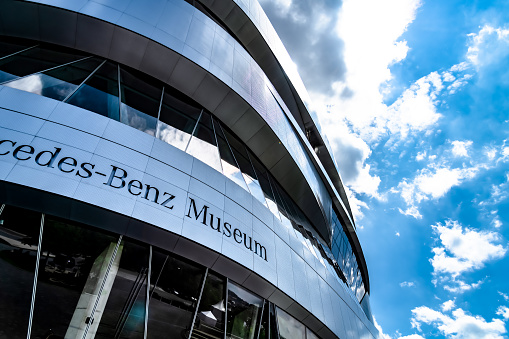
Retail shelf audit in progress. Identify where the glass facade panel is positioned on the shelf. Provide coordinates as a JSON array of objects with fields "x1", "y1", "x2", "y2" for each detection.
[
  {"x1": 258, "y1": 301, "x2": 269, "y2": 339},
  {"x1": 226, "y1": 282, "x2": 263, "y2": 339},
  {"x1": 0, "y1": 37, "x2": 32, "y2": 58},
  {"x1": 147, "y1": 250, "x2": 205, "y2": 338},
  {"x1": 94, "y1": 240, "x2": 149, "y2": 339},
  {"x1": 0, "y1": 46, "x2": 85, "y2": 83},
  {"x1": 192, "y1": 272, "x2": 225, "y2": 339},
  {"x1": 119, "y1": 68, "x2": 161, "y2": 136},
  {"x1": 214, "y1": 119, "x2": 249, "y2": 191},
  {"x1": 156, "y1": 89, "x2": 201, "y2": 151},
  {"x1": 306, "y1": 328, "x2": 319, "y2": 339},
  {"x1": 0, "y1": 204, "x2": 41, "y2": 339},
  {"x1": 4, "y1": 57, "x2": 102, "y2": 101},
  {"x1": 221, "y1": 128, "x2": 268, "y2": 206},
  {"x1": 269, "y1": 304, "x2": 279, "y2": 339},
  {"x1": 30, "y1": 216, "x2": 119, "y2": 339},
  {"x1": 66, "y1": 61, "x2": 120, "y2": 120},
  {"x1": 276, "y1": 308, "x2": 305, "y2": 339},
  {"x1": 186, "y1": 111, "x2": 222, "y2": 172}
]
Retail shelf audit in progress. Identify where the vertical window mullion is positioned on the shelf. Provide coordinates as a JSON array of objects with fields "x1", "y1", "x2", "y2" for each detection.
[
  {"x1": 184, "y1": 109, "x2": 203, "y2": 152},
  {"x1": 223, "y1": 278, "x2": 229, "y2": 339},
  {"x1": 26, "y1": 212, "x2": 44, "y2": 339},
  {"x1": 188, "y1": 267, "x2": 209, "y2": 339},
  {"x1": 144, "y1": 245, "x2": 152, "y2": 339},
  {"x1": 117, "y1": 64, "x2": 122, "y2": 122},
  {"x1": 210, "y1": 116, "x2": 224, "y2": 174}
]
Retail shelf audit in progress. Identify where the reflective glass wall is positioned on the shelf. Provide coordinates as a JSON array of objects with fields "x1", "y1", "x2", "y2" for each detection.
[
  {"x1": 0, "y1": 36, "x2": 366, "y2": 303},
  {"x1": 0, "y1": 203, "x2": 321, "y2": 339}
]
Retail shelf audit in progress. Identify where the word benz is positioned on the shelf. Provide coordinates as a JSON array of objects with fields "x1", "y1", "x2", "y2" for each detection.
[{"x1": 0, "y1": 139, "x2": 176, "y2": 209}]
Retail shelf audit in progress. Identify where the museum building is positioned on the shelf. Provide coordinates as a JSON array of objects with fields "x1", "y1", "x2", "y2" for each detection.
[{"x1": 0, "y1": 0, "x2": 379, "y2": 338}]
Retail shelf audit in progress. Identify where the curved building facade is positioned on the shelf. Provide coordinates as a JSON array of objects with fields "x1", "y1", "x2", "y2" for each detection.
[{"x1": 0, "y1": 0, "x2": 378, "y2": 338}]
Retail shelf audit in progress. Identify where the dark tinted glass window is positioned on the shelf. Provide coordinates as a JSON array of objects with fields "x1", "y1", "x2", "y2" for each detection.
[
  {"x1": 31, "y1": 216, "x2": 119, "y2": 338},
  {"x1": 5, "y1": 57, "x2": 102, "y2": 101},
  {"x1": 0, "y1": 46, "x2": 86, "y2": 83},
  {"x1": 157, "y1": 88, "x2": 201, "y2": 150},
  {"x1": 95, "y1": 239, "x2": 149, "y2": 339},
  {"x1": 225, "y1": 282, "x2": 263, "y2": 339},
  {"x1": 147, "y1": 250, "x2": 205, "y2": 338},
  {"x1": 213, "y1": 119, "x2": 249, "y2": 190},
  {"x1": 0, "y1": 204, "x2": 41, "y2": 339},
  {"x1": 66, "y1": 61, "x2": 120, "y2": 120},
  {"x1": 186, "y1": 111, "x2": 222, "y2": 171},
  {"x1": 0, "y1": 36, "x2": 34, "y2": 58},
  {"x1": 119, "y1": 67, "x2": 162, "y2": 136},
  {"x1": 191, "y1": 272, "x2": 225, "y2": 339}
]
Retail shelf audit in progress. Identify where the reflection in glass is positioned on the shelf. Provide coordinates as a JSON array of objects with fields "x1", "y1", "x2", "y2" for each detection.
[
  {"x1": 0, "y1": 37, "x2": 33, "y2": 58},
  {"x1": 276, "y1": 308, "x2": 305, "y2": 339},
  {"x1": 269, "y1": 303, "x2": 279, "y2": 339},
  {"x1": 146, "y1": 250, "x2": 205, "y2": 338},
  {"x1": 186, "y1": 111, "x2": 222, "y2": 172},
  {"x1": 213, "y1": 119, "x2": 249, "y2": 191},
  {"x1": 221, "y1": 127, "x2": 267, "y2": 204},
  {"x1": 306, "y1": 328, "x2": 319, "y2": 339},
  {"x1": 191, "y1": 272, "x2": 225, "y2": 339},
  {"x1": 0, "y1": 204, "x2": 41, "y2": 339},
  {"x1": 119, "y1": 68, "x2": 162, "y2": 137},
  {"x1": 31, "y1": 216, "x2": 118, "y2": 339},
  {"x1": 258, "y1": 301, "x2": 269, "y2": 339},
  {"x1": 95, "y1": 240, "x2": 149, "y2": 339},
  {"x1": 0, "y1": 46, "x2": 85, "y2": 84},
  {"x1": 226, "y1": 282, "x2": 263, "y2": 339},
  {"x1": 251, "y1": 156, "x2": 281, "y2": 218},
  {"x1": 156, "y1": 89, "x2": 201, "y2": 150},
  {"x1": 66, "y1": 61, "x2": 120, "y2": 120},
  {"x1": 4, "y1": 58, "x2": 102, "y2": 101}
]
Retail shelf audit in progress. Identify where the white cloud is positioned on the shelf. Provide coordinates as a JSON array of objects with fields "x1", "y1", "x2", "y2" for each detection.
[
  {"x1": 394, "y1": 164, "x2": 480, "y2": 218},
  {"x1": 416, "y1": 151, "x2": 427, "y2": 161},
  {"x1": 430, "y1": 220, "x2": 507, "y2": 278},
  {"x1": 442, "y1": 279, "x2": 484, "y2": 293},
  {"x1": 374, "y1": 316, "x2": 393, "y2": 339},
  {"x1": 442, "y1": 300, "x2": 456, "y2": 312},
  {"x1": 492, "y1": 217, "x2": 503, "y2": 228},
  {"x1": 411, "y1": 306, "x2": 507, "y2": 339},
  {"x1": 451, "y1": 140, "x2": 473, "y2": 157},
  {"x1": 398, "y1": 335, "x2": 425, "y2": 339},
  {"x1": 467, "y1": 25, "x2": 509, "y2": 68},
  {"x1": 400, "y1": 281, "x2": 415, "y2": 288},
  {"x1": 396, "y1": 232, "x2": 401, "y2": 237},
  {"x1": 499, "y1": 291, "x2": 509, "y2": 301},
  {"x1": 497, "y1": 306, "x2": 509, "y2": 320},
  {"x1": 427, "y1": 220, "x2": 506, "y2": 292}
]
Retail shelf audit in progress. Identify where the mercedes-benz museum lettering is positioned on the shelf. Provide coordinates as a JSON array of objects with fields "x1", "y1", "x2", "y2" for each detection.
[{"x1": 0, "y1": 0, "x2": 378, "y2": 338}]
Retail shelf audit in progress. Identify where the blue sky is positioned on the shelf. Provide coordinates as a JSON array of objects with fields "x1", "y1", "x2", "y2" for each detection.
[{"x1": 259, "y1": 0, "x2": 509, "y2": 338}]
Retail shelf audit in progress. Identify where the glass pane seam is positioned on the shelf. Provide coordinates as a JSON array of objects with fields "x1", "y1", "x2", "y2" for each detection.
[
  {"x1": 62, "y1": 58, "x2": 106, "y2": 102},
  {"x1": 0, "y1": 44, "x2": 38, "y2": 62},
  {"x1": 218, "y1": 121, "x2": 252, "y2": 193},
  {"x1": 184, "y1": 109, "x2": 203, "y2": 152},
  {"x1": 188, "y1": 267, "x2": 209, "y2": 339},
  {"x1": 0, "y1": 55, "x2": 93, "y2": 86},
  {"x1": 26, "y1": 213, "x2": 44, "y2": 339}
]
